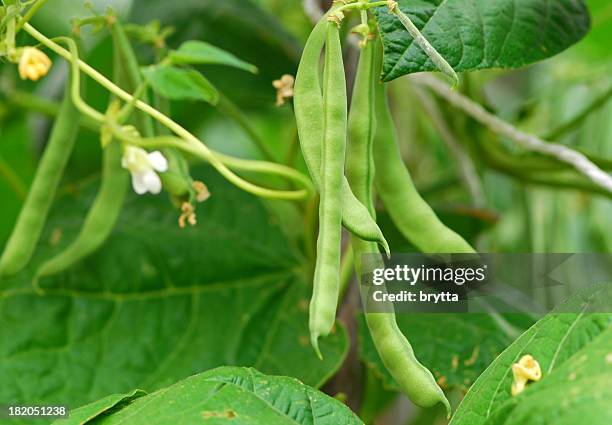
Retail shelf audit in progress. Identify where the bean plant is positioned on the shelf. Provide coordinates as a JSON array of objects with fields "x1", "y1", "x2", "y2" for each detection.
[{"x1": 0, "y1": 0, "x2": 610, "y2": 424}]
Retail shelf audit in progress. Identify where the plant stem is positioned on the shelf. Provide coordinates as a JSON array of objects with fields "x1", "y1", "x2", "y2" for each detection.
[
  {"x1": 415, "y1": 74, "x2": 612, "y2": 193},
  {"x1": 0, "y1": 154, "x2": 27, "y2": 200},
  {"x1": 15, "y1": 0, "x2": 49, "y2": 32},
  {"x1": 389, "y1": 4, "x2": 458, "y2": 86},
  {"x1": 112, "y1": 133, "x2": 313, "y2": 200},
  {"x1": 413, "y1": 85, "x2": 485, "y2": 206},
  {"x1": 543, "y1": 84, "x2": 612, "y2": 140}
]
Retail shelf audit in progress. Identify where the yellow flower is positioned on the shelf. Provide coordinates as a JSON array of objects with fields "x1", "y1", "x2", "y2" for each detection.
[
  {"x1": 18, "y1": 47, "x2": 52, "y2": 81},
  {"x1": 511, "y1": 354, "x2": 542, "y2": 396}
]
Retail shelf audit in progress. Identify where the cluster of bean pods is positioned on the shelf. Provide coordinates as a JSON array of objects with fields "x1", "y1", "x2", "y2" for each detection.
[{"x1": 294, "y1": 6, "x2": 476, "y2": 415}]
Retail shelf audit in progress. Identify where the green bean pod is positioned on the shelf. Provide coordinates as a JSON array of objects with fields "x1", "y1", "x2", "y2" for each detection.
[
  {"x1": 110, "y1": 20, "x2": 155, "y2": 138},
  {"x1": 294, "y1": 13, "x2": 389, "y2": 255},
  {"x1": 0, "y1": 86, "x2": 79, "y2": 278},
  {"x1": 347, "y1": 35, "x2": 376, "y2": 214},
  {"x1": 347, "y1": 36, "x2": 451, "y2": 415},
  {"x1": 373, "y1": 83, "x2": 475, "y2": 255},
  {"x1": 35, "y1": 141, "x2": 129, "y2": 279},
  {"x1": 309, "y1": 20, "x2": 346, "y2": 357},
  {"x1": 365, "y1": 313, "x2": 450, "y2": 412}
]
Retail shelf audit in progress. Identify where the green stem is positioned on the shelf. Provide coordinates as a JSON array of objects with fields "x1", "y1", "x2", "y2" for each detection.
[
  {"x1": 0, "y1": 154, "x2": 27, "y2": 199},
  {"x1": 109, "y1": 18, "x2": 156, "y2": 137},
  {"x1": 113, "y1": 133, "x2": 313, "y2": 200},
  {"x1": 390, "y1": 5, "x2": 458, "y2": 86},
  {"x1": 15, "y1": 0, "x2": 49, "y2": 32},
  {"x1": 543, "y1": 84, "x2": 612, "y2": 140}
]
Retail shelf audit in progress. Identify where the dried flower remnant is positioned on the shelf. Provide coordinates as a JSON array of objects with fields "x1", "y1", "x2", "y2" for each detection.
[
  {"x1": 18, "y1": 47, "x2": 52, "y2": 81},
  {"x1": 511, "y1": 354, "x2": 542, "y2": 396},
  {"x1": 327, "y1": 11, "x2": 345, "y2": 26},
  {"x1": 179, "y1": 202, "x2": 197, "y2": 228},
  {"x1": 387, "y1": 0, "x2": 398, "y2": 12},
  {"x1": 273, "y1": 74, "x2": 295, "y2": 106},
  {"x1": 192, "y1": 181, "x2": 211, "y2": 203}
]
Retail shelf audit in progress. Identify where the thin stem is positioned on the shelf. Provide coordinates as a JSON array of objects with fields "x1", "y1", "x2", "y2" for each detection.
[
  {"x1": 55, "y1": 36, "x2": 105, "y2": 122},
  {"x1": 543, "y1": 84, "x2": 612, "y2": 140},
  {"x1": 24, "y1": 23, "x2": 311, "y2": 201},
  {"x1": 413, "y1": 85, "x2": 485, "y2": 206},
  {"x1": 336, "y1": 1, "x2": 388, "y2": 13},
  {"x1": 114, "y1": 133, "x2": 313, "y2": 200},
  {"x1": 389, "y1": 3, "x2": 458, "y2": 86},
  {"x1": 211, "y1": 151, "x2": 314, "y2": 195},
  {"x1": 109, "y1": 18, "x2": 156, "y2": 137},
  {"x1": 15, "y1": 0, "x2": 49, "y2": 32},
  {"x1": 415, "y1": 74, "x2": 612, "y2": 193},
  {"x1": 6, "y1": 11, "x2": 16, "y2": 56},
  {"x1": 0, "y1": 154, "x2": 27, "y2": 200}
]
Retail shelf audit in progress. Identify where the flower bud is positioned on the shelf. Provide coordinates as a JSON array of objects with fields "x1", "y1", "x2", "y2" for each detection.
[{"x1": 18, "y1": 47, "x2": 52, "y2": 82}]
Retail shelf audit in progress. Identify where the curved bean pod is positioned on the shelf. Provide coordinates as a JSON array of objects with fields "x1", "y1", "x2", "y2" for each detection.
[
  {"x1": 294, "y1": 13, "x2": 389, "y2": 255},
  {"x1": 373, "y1": 81, "x2": 475, "y2": 254},
  {"x1": 0, "y1": 86, "x2": 79, "y2": 278},
  {"x1": 309, "y1": 20, "x2": 346, "y2": 357},
  {"x1": 35, "y1": 141, "x2": 129, "y2": 279},
  {"x1": 348, "y1": 36, "x2": 452, "y2": 415},
  {"x1": 365, "y1": 313, "x2": 451, "y2": 412}
]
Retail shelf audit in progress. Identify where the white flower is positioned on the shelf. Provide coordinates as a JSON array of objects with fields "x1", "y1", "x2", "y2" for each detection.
[{"x1": 121, "y1": 146, "x2": 168, "y2": 195}]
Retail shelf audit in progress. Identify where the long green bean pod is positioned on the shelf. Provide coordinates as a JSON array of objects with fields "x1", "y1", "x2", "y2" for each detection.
[
  {"x1": 0, "y1": 85, "x2": 79, "y2": 278},
  {"x1": 347, "y1": 36, "x2": 451, "y2": 415},
  {"x1": 373, "y1": 84, "x2": 475, "y2": 254},
  {"x1": 294, "y1": 13, "x2": 389, "y2": 255},
  {"x1": 309, "y1": 19, "x2": 346, "y2": 357}
]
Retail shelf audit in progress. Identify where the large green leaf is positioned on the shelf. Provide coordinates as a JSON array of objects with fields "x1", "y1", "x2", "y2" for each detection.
[
  {"x1": 0, "y1": 169, "x2": 348, "y2": 423},
  {"x1": 359, "y1": 314, "x2": 527, "y2": 394},
  {"x1": 450, "y1": 285, "x2": 612, "y2": 425},
  {"x1": 55, "y1": 367, "x2": 363, "y2": 425},
  {"x1": 374, "y1": 0, "x2": 591, "y2": 81}
]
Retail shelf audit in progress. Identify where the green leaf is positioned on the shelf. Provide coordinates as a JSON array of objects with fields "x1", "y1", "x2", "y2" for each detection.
[
  {"x1": 141, "y1": 65, "x2": 220, "y2": 104},
  {"x1": 374, "y1": 0, "x2": 591, "y2": 81},
  {"x1": 0, "y1": 169, "x2": 348, "y2": 416},
  {"x1": 169, "y1": 40, "x2": 258, "y2": 74},
  {"x1": 359, "y1": 314, "x2": 527, "y2": 393},
  {"x1": 55, "y1": 367, "x2": 363, "y2": 425},
  {"x1": 55, "y1": 390, "x2": 146, "y2": 425},
  {"x1": 450, "y1": 285, "x2": 612, "y2": 425}
]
